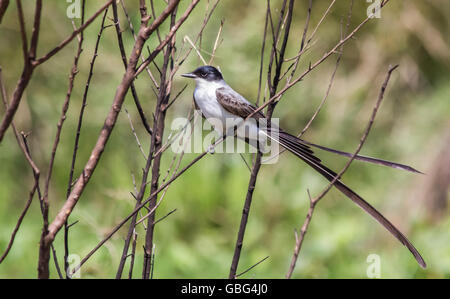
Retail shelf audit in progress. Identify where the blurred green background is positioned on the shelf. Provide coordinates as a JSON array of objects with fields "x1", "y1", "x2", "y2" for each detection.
[{"x1": 0, "y1": 0, "x2": 449, "y2": 278}]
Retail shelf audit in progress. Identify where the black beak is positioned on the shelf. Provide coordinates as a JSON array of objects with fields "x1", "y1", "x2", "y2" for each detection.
[{"x1": 181, "y1": 72, "x2": 196, "y2": 78}]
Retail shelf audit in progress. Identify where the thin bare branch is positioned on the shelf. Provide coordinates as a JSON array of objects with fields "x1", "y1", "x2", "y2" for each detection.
[
  {"x1": 32, "y1": 0, "x2": 113, "y2": 66},
  {"x1": 236, "y1": 256, "x2": 269, "y2": 278},
  {"x1": 112, "y1": 0, "x2": 153, "y2": 136}
]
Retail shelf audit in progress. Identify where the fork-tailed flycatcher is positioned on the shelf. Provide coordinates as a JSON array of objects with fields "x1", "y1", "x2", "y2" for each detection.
[{"x1": 182, "y1": 65, "x2": 426, "y2": 268}]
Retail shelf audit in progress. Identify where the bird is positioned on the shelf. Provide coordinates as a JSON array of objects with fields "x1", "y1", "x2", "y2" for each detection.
[{"x1": 181, "y1": 65, "x2": 426, "y2": 268}]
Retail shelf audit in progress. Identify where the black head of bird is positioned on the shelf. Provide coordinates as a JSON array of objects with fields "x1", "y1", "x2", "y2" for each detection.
[{"x1": 182, "y1": 65, "x2": 223, "y2": 82}]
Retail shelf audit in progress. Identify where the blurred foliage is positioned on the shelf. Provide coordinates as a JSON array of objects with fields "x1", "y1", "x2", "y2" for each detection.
[{"x1": 0, "y1": 0, "x2": 449, "y2": 278}]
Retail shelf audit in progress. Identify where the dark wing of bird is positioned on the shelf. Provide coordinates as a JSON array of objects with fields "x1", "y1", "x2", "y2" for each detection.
[
  {"x1": 216, "y1": 87, "x2": 266, "y2": 120},
  {"x1": 216, "y1": 87, "x2": 322, "y2": 161}
]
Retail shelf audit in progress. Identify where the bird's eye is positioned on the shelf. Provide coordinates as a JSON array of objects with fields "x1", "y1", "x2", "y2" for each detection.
[{"x1": 201, "y1": 73, "x2": 207, "y2": 77}]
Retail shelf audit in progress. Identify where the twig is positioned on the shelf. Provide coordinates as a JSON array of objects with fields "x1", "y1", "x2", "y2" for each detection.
[
  {"x1": 0, "y1": 74, "x2": 38, "y2": 262},
  {"x1": 256, "y1": 3, "x2": 269, "y2": 106},
  {"x1": 0, "y1": 183, "x2": 37, "y2": 264},
  {"x1": 153, "y1": 209, "x2": 177, "y2": 226},
  {"x1": 32, "y1": 0, "x2": 113, "y2": 66},
  {"x1": 184, "y1": 35, "x2": 207, "y2": 65},
  {"x1": 208, "y1": 19, "x2": 224, "y2": 65},
  {"x1": 125, "y1": 108, "x2": 147, "y2": 160},
  {"x1": 236, "y1": 256, "x2": 269, "y2": 278},
  {"x1": 15, "y1": 0, "x2": 28, "y2": 63},
  {"x1": 297, "y1": 14, "x2": 348, "y2": 138},
  {"x1": 149, "y1": 0, "x2": 162, "y2": 43},
  {"x1": 28, "y1": 0, "x2": 42, "y2": 60},
  {"x1": 284, "y1": 0, "x2": 335, "y2": 63},
  {"x1": 120, "y1": 0, "x2": 160, "y2": 89},
  {"x1": 127, "y1": 230, "x2": 138, "y2": 279},
  {"x1": 43, "y1": 0, "x2": 86, "y2": 278},
  {"x1": 112, "y1": 1, "x2": 153, "y2": 136},
  {"x1": 136, "y1": 0, "x2": 205, "y2": 77}
]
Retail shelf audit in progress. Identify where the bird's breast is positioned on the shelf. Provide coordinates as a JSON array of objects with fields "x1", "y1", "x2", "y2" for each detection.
[
  {"x1": 193, "y1": 85, "x2": 258, "y2": 139},
  {"x1": 194, "y1": 87, "x2": 228, "y2": 122}
]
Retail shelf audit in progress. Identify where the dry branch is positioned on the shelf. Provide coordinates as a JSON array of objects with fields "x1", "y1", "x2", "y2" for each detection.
[
  {"x1": 142, "y1": 8, "x2": 177, "y2": 279},
  {"x1": 229, "y1": 0, "x2": 294, "y2": 279}
]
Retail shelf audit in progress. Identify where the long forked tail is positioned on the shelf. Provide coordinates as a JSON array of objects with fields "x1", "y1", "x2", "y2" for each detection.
[
  {"x1": 268, "y1": 130, "x2": 426, "y2": 268},
  {"x1": 302, "y1": 140, "x2": 423, "y2": 174}
]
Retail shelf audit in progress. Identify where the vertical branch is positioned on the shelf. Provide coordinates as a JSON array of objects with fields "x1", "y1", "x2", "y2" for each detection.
[
  {"x1": 142, "y1": 7, "x2": 177, "y2": 279},
  {"x1": 256, "y1": 1, "x2": 270, "y2": 106},
  {"x1": 15, "y1": 0, "x2": 28, "y2": 63},
  {"x1": 28, "y1": 0, "x2": 42, "y2": 60},
  {"x1": 229, "y1": 153, "x2": 263, "y2": 278},
  {"x1": 229, "y1": 0, "x2": 295, "y2": 279},
  {"x1": 37, "y1": 0, "x2": 87, "y2": 278},
  {"x1": 64, "y1": 4, "x2": 106, "y2": 278},
  {"x1": 127, "y1": 230, "x2": 138, "y2": 279},
  {"x1": 115, "y1": 142, "x2": 153, "y2": 278}
]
